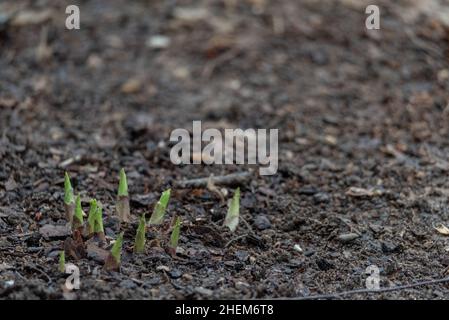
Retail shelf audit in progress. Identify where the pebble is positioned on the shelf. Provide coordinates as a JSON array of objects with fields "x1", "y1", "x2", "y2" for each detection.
[
  {"x1": 169, "y1": 269, "x2": 182, "y2": 279},
  {"x1": 313, "y1": 192, "x2": 330, "y2": 204},
  {"x1": 337, "y1": 233, "x2": 360, "y2": 243},
  {"x1": 120, "y1": 279, "x2": 137, "y2": 289},
  {"x1": 254, "y1": 215, "x2": 271, "y2": 230},
  {"x1": 195, "y1": 287, "x2": 213, "y2": 296}
]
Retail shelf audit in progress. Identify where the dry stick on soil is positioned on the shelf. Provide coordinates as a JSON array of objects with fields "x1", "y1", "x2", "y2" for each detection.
[
  {"x1": 175, "y1": 171, "x2": 252, "y2": 188},
  {"x1": 64, "y1": 172, "x2": 75, "y2": 224},
  {"x1": 116, "y1": 168, "x2": 130, "y2": 223},
  {"x1": 285, "y1": 277, "x2": 449, "y2": 300}
]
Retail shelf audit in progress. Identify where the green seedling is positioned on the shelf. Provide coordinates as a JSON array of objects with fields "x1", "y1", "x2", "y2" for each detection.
[
  {"x1": 105, "y1": 232, "x2": 124, "y2": 271},
  {"x1": 73, "y1": 195, "x2": 84, "y2": 231},
  {"x1": 224, "y1": 188, "x2": 240, "y2": 232},
  {"x1": 94, "y1": 204, "x2": 105, "y2": 241},
  {"x1": 148, "y1": 189, "x2": 171, "y2": 225},
  {"x1": 64, "y1": 172, "x2": 75, "y2": 224},
  {"x1": 87, "y1": 199, "x2": 98, "y2": 236},
  {"x1": 169, "y1": 216, "x2": 181, "y2": 255},
  {"x1": 134, "y1": 213, "x2": 146, "y2": 254},
  {"x1": 116, "y1": 168, "x2": 130, "y2": 223},
  {"x1": 59, "y1": 250, "x2": 65, "y2": 273}
]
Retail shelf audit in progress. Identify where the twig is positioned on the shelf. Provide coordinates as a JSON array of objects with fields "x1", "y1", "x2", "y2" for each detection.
[
  {"x1": 176, "y1": 171, "x2": 252, "y2": 188},
  {"x1": 225, "y1": 234, "x2": 249, "y2": 248},
  {"x1": 282, "y1": 277, "x2": 449, "y2": 300}
]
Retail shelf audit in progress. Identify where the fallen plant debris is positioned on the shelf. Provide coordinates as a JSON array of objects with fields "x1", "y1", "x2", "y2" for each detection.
[{"x1": 434, "y1": 224, "x2": 449, "y2": 236}]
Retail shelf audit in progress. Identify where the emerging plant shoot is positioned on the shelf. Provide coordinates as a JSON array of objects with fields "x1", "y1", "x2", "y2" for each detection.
[
  {"x1": 148, "y1": 189, "x2": 171, "y2": 225},
  {"x1": 73, "y1": 195, "x2": 84, "y2": 231},
  {"x1": 64, "y1": 172, "x2": 75, "y2": 224},
  {"x1": 105, "y1": 232, "x2": 124, "y2": 271},
  {"x1": 59, "y1": 250, "x2": 65, "y2": 273},
  {"x1": 134, "y1": 213, "x2": 146, "y2": 253},
  {"x1": 87, "y1": 199, "x2": 97, "y2": 236},
  {"x1": 94, "y1": 204, "x2": 105, "y2": 241},
  {"x1": 116, "y1": 168, "x2": 131, "y2": 223},
  {"x1": 224, "y1": 187, "x2": 240, "y2": 232},
  {"x1": 169, "y1": 216, "x2": 181, "y2": 255}
]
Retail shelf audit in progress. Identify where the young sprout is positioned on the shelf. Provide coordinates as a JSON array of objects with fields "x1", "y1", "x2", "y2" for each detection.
[
  {"x1": 224, "y1": 188, "x2": 240, "y2": 232},
  {"x1": 116, "y1": 168, "x2": 131, "y2": 223},
  {"x1": 87, "y1": 199, "x2": 98, "y2": 236},
  {"x1": 94, "y1": 204, "x2": 105, "y2": 241},
  {"x1": 105, "y1": 232, "x2": 124, "y2": 271},
  {"x1": 169, "y1": 216, "x2": 181, "y2": 255},
  {"x1": 134, "y1": 213, "x2": 146, "y2": 254},
  {"x1": 73, "y1": 195, "x2": 84, "y2": 231},
  {"x1": 64, "y1": 172, "x2": 75, "y2": 224},
  {"x1": 59, "y1": 250, "x2": 65, "y2": 273},
  {"x1": 148, "y1": 189, "x2": 171, "y2": 225}
]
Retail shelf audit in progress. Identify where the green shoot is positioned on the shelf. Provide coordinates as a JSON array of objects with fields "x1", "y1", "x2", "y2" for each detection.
[
  {"x1": 134, "y1": 214, "x2": 146, "y2": 253},
  {"x1": 111, "y1": 232, "x2": 124, "y2": 264},
  {"x1": 116, "y1": 168, "x2": 130, "y2": 223},
  {"x1": 105, "y1": 232, "x2": 124, "y2": 271},
  {"x1": 94, "y1": 204, "x2": 105, "y2": 240},
  {"x1": 169, "y1": 216, "x2": 181, "y2": 251},
  {"x1": 118, "y1": 168, "x2": 128, "y2": 197},
  {"x1": 64, "y1": 172, "x2": 74, "y2": 205},
  {"x1": 64, "y1": 172, "x2": 75, "y2": 223},
  {"x1": 224, "y1": 188, "x2": 240, "y2": 232},
  {"x1": 59, "y1": 250, "x2": 65, "y2": 273},
  {"x1": 73, "y1": 195, "x2": 84, "y2": 230},
  {"x1": 87, "y1": 199, "x2": 97, "y2": 235},
  {"x1": 148, "y1": 189, "x2": 171, "y2": 225}
]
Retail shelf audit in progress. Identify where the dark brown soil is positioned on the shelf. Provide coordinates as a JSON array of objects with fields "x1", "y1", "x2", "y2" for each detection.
[{"x1": 1, "y1": 0, "x2": 449, "y2": 300}]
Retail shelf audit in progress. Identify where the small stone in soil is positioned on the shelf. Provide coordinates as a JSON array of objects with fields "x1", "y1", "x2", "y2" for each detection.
[
  {"x1": 120, "y1": 279, "x2": 137, "y2": 289},
  {"x1": 381, "y1": 241, "x2": 402, "y2": 254},
  {"x1": 337, "y1": 233, "x2": 360, "y2": 243},
  {"x1": 316, "y1": 258, "x2": 334, "y2": 271},
  {"x1": 169, "y1": 269, "x2": 182, "y2": 279},
  {"x1": 313, "y1": 192, "x2": 330, "y2": 204},
  {"x1": 254, "y1": 215, "x2": 271, "y2": 230},
  {"x1": 234, "y1": 250, "x2": 249, "y2": 262}
]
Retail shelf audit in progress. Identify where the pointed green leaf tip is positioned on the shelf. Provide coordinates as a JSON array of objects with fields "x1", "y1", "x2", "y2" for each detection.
[
  {"x1": 74, "y1": 195, "x2": 84, "y2": 225},
  {"x1": 170, "y1": 217, "x2": 181, "y2": 249},
  {"x1": 64, "y1": 172, "x2": 74, "y2": 204},
  {"x1": 111, "y1": 232, "x2": 124, "y2": 264},
  {"x1": 224, "y1": 188, "x2": 240, "y2": 232},
  {"x1": 87, "y1": 199, "x2": 97, "y2": 234},
  {"x1": 148, "y1": 189, "x2": 171, "y2": 225},
  {"x1": 94, "y1": 205, "x2": 104, "y2": 233},
  {"x1": 118, "y1": 168, "x2": 128, "y2": 197},
  {"x1": 134, "y1": 214, "x2": 146, "y2": 253},
  {"x1": 59, "y1": 250, "x2": 65, "y2": 273}
]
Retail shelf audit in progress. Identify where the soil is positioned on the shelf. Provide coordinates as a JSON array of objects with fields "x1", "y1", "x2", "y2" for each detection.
[{"x1": 1, "y1": 0, "x2": 449, "y2": 300}]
